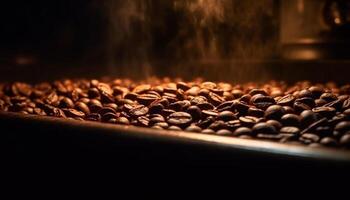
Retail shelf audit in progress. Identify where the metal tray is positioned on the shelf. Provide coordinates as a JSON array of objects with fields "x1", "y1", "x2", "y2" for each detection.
[{"x1": 2, "y1": 111, "x2": 350, "y2": 167}]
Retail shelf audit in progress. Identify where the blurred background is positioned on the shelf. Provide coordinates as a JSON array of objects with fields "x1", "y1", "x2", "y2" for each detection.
[{"x1": 0, "y1": 0, "x2": 349, "y2": 82}]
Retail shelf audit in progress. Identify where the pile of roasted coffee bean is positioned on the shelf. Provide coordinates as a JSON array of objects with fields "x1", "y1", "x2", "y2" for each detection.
[{"x1": 1, "y1": 78, "x2": 350, "y2": 149}]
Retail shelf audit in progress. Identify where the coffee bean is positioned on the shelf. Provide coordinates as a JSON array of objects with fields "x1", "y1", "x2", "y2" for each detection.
[
  {"x1": 295, "y1": 97, "x2": 315, "y2": 108},
  {"x1": 233, "y1": 127, "x2": 252, "y2": 136},
  {"x1": 265, "y1": 105, "x2": 285, "y2": 120},
  {"x1": 201, "y1": 129, "x2": 215, "y2": 134},
  {"x1": 136, "y1": 93, "x2": 159, "y2": 106},
  {"x1": 280, "y1": 114, "x2": 300, "y2": 127},
  {"x1": 293, "y1": 101, "x2": 311, "y2": 113},
  {"x1": 309, "y1": 86, "x2": 324, "y2": 98},
  {"x1": 343, "y1": 99, "x2": 350, "y2": 110},
  {"x1": 153, "y1": 122, "x2": 169, "y2": 129},
  {"x1": 252, "y1": 122, "x2": 277, "y2": 135},
  {"x1": 99, "y1": 107, "x2": 117, "y2": 116},
  {"x1": 186, "y1": 105, "x2": 202, "y2": 120},
  {"x1": 247, "y1": 107, "x2": 264, "y2": 118},
  {"x1": 216, "y1": 129, "x2": 232, "y2": 136},
  {"x1": 132, "y1": 84, "x2": 151, "y2": 94},
  {"x1": 176, "y1": 82, "x2": 191, "y2": 91},
  {"x1": 202, "y1": 110, "x2": 219, "y2": 118},
  {"x1": 185, "y1": 125, "x2": 202, "y2": 133},
  {"x1": 315, "y1": 98, "x2": 328, "y2": 107},
  {"x1": 277, "y1": 94, "x2": 295, "y2": 106},
  {"x1": 249, "y1": 89, "x2": 268, "y2": 96},
  {"x1": 334, "y1": 121, "x2": 350, "y2": 137},
  {"x1": 340, "y1": 133, "x2": 350, "y2": 147},
  {"x1": 300, "y1": 133, "x2": 320, "y2": 144},
  {"x1": 298, "y1": 89, "x2": 313, "y2": 98},
  {"x1": 209, "y1": 120, "x2": 227, "y2": 131},
  {"x1": 62, "y1": 108, "x2": 85, "y2": 118},
  {"x1": 320, "y1": 93, "x2": 337, "y2": 102},
  {"x1": 167, "y1": 112, "x2": 192, "y2": 128},
  {"x1": 88, "y1": 88, "x2": 100, "y2": 99},
  {"x1": 88, "y1": 99, "x2": 102, "y2": 113},
  {"x1": 116, "y1": 117, "x2": 130, "y2": 125},
  {"x1": 129, "y1": 105, "x2": 149, "y2": 117},
  {"x1": 312, "y1": 107, "x2": 336, "y2": 118},
  {"x1": 300, "y1": 110, "x2": 318, "y2": 128},
  {"x1": 59, "y1": 97, "x2": 74, "y2": 108},
  {"x1": 320, "y1": 137, "x2": 338, "y2": 147},
  {"x1": 235, "y1": 101, "x2": 250, "y2": 114},
  {"x1": 283, "y1": 106, "x2": 295, "y2": 114},
  {"x1": 168, "y1": 125, "x2": 182, "y2": 131},
  {"x1": 280, "y1": 126, "x2": 300, "y2": 135},
  {"x1": 239, "y1": 116, "x2": 259, "y2": 127},
  {"x1": 266, "y1": 120, "x2": 282, "y2": 130},
  {"x1": 217, "y1": 111, "x2": 236, "y2": 121},
  {"x1": 102, "y1": 112, "x2": 117, "y2": 122},
  {"x1": 216, "y1": 101, "x2": 235, "y2": 112}
]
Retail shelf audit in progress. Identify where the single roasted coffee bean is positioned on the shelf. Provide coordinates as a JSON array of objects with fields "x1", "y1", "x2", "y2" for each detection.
[
  {"x1": 320, "y1": 93, "x2": 337, "y2": 102},
  {"x1": 129, "y1": 105, "x2": 149, "y2": 117},
  {"x1": 320, "y1": 137, "x2": 338, "y2": 147},
  {"x1": 115, "y1": 116, "x2": 130, "y2": 125},
  {"x1": 185, "y1": 125, "x2": 202, "y2": 133},
  {"x1": 216, "y1": 111, "x2": 237, "y2": 121},
  {"x1": 265, "y1": 105, "x2": 285, "y2": 120},
  {"x1": 300, "y1": 110, "x2": 318, "y2": 128},
  {"x1": 277, "y1": 94, "x2": 295, "y2": 106},
  {"x1": 309, "y1": 86, "x2": 324, "y2": 98},
  {"x1": 136, "y1": 93, "x2": 159, "y2": 106},
  {"x1": 342, "y1": 99, "x2": 350, "y2": 110},
  {"x1": 280, "y1": 114, "x2": 300, "y2": 127},
  {"x1": 312, "y1": 106, "x2": 336, "y2": 118},
  {"x1": 209, "y1": 120, "x2": 227, "y2": 131},
  {"x1": 216, "y1": 101, "x2": 235, "y2": 112},
  {"x1": 233, "y1": 127, "x2": 252, "y2": 136},
  {"x1": 283, "y1": 106, "x2": 295, "y2": 114},
  {"x1": 340, "y1": 133, "x2": 350, "y2": 147},
  {"x1": 102, "y1": 112, "x2": 117, "y2": 122},
  {"x1": 295, "y1": 97, "x2": 316, "y2": 108},
  {"x1": 280, "y1": 126, "x2": 300, "y2": 135},
  {"x1": 186, "y1": 105, "x2": 202, "y2": 120},
  {"x1": 298, "y1": 89, "x2": 313, "y2": 98},
  {"x1": 201, "y1": 129, "x2": 215, "y2": 134},
  {"x1": 168, "y1": 125, "x2": 182, "y2": 131},
  {"x1": 323, "y1": 99, "x2": 342, "y2": 110},
  {"x1": 153, "y1": 122, "x2": 169, "y2": 129},
  {"x1": 167, "y1": 112, "x2": 192, "y2": 128},
  {"x1": 299, "y1": 133, "x2": 320, "y2": 144},
  {"x1": 239, "y1": 116, "x2": 259, "y2": 127},
  {"x1": 315, "y1": 126, "x2": 332, "y2": 137},
  {"x1": 293, "y1": 101, "x2": 311, "y2": 113},
  {"x1": 249, "y1": 89, "x2": 268, "y2": 96},
  {"x1": 252, "y1": 122, "x2": 277, "y2": 135},
  {"x1": 202, "y1": 110, "x2": 219, "y2": 118},
  {"x1": 235, "y1": 101, "x2": 250, "y2": 114},
  {"x1": 88, "y1": 99, "x2": 103, "y2": 113},
  {"x1": 62, "y1": 108, "x2": 85, "y2": 118},
  {"x1": 266, "y1": 120, "x2": 282, "y2": 130},
  {"x1": 334, "y1": 121, "x2": 350, "y2": 137},
  {"x1": 247, "y1": 107, "x2": 264, "y2": 118},
  {"x1": 216, "y1": 129, "x2": 232, "y2": 136}
]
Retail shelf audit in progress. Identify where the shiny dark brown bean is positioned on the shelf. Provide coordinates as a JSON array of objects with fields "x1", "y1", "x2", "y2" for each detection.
[
  {"x1": 62, "y1": 108, "x2": 85, "y2": 118},
  {"x1": 340, "y1": 133, "x2": 350, "y2": 147},
  {"x1": 280, "y1": 114, "x2": 300, "y2": 127},
  {"x1": 299, "y1": 133, "x2": 320, "y2": 144},
  {"x1": 239, "y1": 116, "x2": 259, "y2": 127},
  {"x1": 167, "y1": 112, "x2": 192, "y2": 127},
  {"x1": 216, "y1": 111, "x2": 237, "y2": 121},
  {"x1": 185, "y1": 125, "x2": 202, "y2": 133},
  {"x1": 129, "y1": 105, "x2": 149, "y2": 117},
  {"x1": 116, "y1": 117, "x2": 130, "y2": 125},
  {"x1": 88, "y1": 99, "x2": 103, "y2": 113},
  {"x1": 252, "y1": 122, "x2": 277, "y2": 135},
  {"x1": 312, "y1": 107, "x2": 336, "y2": 118},
  {"x1": 277, "y1": 94, "x2": 295, "y2": 106},
  {"x1": 102, "y1": 112, "x2": 117, "y2": 122},
  {"x1": 59, "y1": 97, "x2": 74, "y2": 108},
  {"x1": 280, "y1": 126, "x2": 300, "y2": 135},
  {"x1": 265, "y1": 105, "x2": 285, "y2": 120},
  {"x1": 216, "y1": 129, "x2": 232, "y2": 136},
  {"x1": 186, "y1": 106, "x2": 202, "y2": 120}
]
